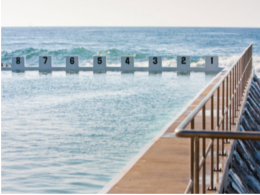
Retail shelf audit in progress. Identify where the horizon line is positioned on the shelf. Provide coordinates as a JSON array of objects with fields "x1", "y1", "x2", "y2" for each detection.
[{"x1": 2, "y1": 26, "x2": 260, "y2": 28}]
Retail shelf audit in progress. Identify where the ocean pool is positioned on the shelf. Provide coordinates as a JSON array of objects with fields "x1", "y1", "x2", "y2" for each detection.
[{"x1": 1, "y1": 71, "x2": 216, "y2": 193}]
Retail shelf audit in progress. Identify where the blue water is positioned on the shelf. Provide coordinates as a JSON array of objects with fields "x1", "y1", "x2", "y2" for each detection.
[
  {"x1": 1, "y1": 27, "x2": 260, "y2": 193},
  {"x1": 2, "y1": 71, "x2": 215, "y2": 193},
  {"x1": 1, "y1": 27, "x2": 260, "y2": 72}
]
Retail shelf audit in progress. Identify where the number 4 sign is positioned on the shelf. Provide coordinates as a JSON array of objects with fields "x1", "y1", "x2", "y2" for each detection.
[{"x1": 121, "y1": 56, "x2": 134, "y2": 70}]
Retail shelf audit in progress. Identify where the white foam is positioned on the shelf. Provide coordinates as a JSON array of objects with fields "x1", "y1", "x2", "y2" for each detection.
[{"x1": 219, "y1": 56, "x2": 240, "y2": 68}]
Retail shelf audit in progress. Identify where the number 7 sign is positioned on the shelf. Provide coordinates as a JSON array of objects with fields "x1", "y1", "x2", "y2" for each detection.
[{"x1": 39, "y1": 56, "x2": 52, "y2": 71}]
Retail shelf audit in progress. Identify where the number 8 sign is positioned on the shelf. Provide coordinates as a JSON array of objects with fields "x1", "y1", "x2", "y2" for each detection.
[
  {"x1": 66, "y1": 56, "x2": 79, "y2": 70},
  {"x1": 12, "y1": 56, "x2": 25, "y2": 71}
]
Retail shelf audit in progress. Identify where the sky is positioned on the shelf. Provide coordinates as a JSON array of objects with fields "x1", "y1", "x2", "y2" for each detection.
[{"x1": 1, "y1": 0, "x2": 260, "y2": 27}]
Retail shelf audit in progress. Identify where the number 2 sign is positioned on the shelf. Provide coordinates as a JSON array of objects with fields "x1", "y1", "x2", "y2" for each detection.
[{"x1": 177, "y1": 56, "x2": 191, "y2": 70}]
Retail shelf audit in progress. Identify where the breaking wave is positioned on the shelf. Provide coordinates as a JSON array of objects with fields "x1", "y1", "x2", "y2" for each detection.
[{"x1": 2, "y1": 47, "x2": 259, "y2": 69}]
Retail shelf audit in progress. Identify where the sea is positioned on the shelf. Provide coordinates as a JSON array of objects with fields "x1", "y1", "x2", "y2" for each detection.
[{"x1": 1, "y1": 27, "x2": 260, "y2": 193}]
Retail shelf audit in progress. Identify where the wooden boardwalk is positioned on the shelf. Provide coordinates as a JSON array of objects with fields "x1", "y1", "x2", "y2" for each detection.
[{"x1": 100, "y1": 69, "x2": 244, "y2": 194}]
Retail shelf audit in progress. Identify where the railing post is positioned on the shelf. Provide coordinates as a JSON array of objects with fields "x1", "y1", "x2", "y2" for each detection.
[
  {"x1": 229, "y1": 72, "x2": 232, "y2": 131},
  {"x1": 202, "y1": 105, "x2": 206, "y2": 193},
  {"x1": 221, "y1": 81, "x2": 225, "y2": 155},
  {"x1": 191, "y1": 137, "x2": 194, "y2": 194},
  {"x1": 211, "y1": 95, "x2": 214, "y2": 130},
  {"x1": 238, "y1": 60, "x2": 241, "y2": 106},
  {"x1": 216, "y1": 87, "x2": 221, "y2": 171},
  {"x1": 232, "y1": 68, "x2": 235, "y2": 125},
  {"x1": 235, "y1": 64, "x2": 238, "y2": 113},
  {"x1": 191, "y1": 119, "x2": 195, "y2": 194},
  {"x1": 226, "y1": 76, "x2": 229, "y2": 143},
  {"x1": 194, "y1": 136, "x2": 200, "y2": 194},
  {"x1": 209, "y1": 95, "x2": 215, "y2": 190}
]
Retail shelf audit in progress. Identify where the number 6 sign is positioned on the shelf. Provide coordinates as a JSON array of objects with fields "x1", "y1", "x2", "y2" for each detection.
[
  {"x1": 39, "y1": 56, "x2": 52, "y2": 70},
  {"x1": 66, "y1": 56, "x2": 79, "y2": 70}
]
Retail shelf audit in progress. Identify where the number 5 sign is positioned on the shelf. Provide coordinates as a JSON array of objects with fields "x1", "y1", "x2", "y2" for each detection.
[
  {"x1": 93, "y1": 56, "x2": 106, "y2": 71},
  {"x1": 66, "y1": 56, "x2": 79, "y2": 70},
  {"x1": 39, "y1": 56, "x2": 52, "y2": 70}
]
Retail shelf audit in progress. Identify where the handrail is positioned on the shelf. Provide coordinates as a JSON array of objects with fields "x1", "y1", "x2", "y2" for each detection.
[
  {"x1": 176, "y1": 130, "x2": 260, "y2": 140},
  {"x1": 175, "y1": 44, "x2": 252, "y2": 132},
  {"x1": 174, "y1": 44, "x2": 254, "y2": 194}
]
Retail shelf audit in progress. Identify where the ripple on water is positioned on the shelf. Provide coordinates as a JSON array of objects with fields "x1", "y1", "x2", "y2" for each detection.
[{"x1": 2, "y1": 71, "x2": 215, "y2": 193}]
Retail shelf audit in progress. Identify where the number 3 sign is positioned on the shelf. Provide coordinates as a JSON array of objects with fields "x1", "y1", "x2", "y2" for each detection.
[{"x1": 149, "y1": 56, "x2": 162, "y2": 71}]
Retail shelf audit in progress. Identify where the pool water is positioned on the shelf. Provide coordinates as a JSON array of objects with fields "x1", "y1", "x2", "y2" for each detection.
[{"x1": 1, "y1": 71, "x2": 216, "y2": 193}]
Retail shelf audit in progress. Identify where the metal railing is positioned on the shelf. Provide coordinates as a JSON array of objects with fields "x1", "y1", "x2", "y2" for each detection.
[{"x1": 175, "y1": 44, "x2": 260, "y2": 193}]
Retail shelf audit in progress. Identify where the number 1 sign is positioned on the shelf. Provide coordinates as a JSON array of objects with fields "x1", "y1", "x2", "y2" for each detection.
[
  {"x1": 66, "y1": 56, "x2": 79, "y2": 70},
  {"x1": 205, "y1": 56, "x2": 219, "y2": 71},
  {"x1": 39, "y1": 56, "x2": 52, "y2": 70}
]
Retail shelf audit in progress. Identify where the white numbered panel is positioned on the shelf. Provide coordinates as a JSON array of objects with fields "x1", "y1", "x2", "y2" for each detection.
[
  {"x1": 93, "y1": 56, "x2": 106, "y2": 70},
  {"x1": 12, "y1": 56, "x2": 25, "y2": 71},
  {"x1": 66, "y1": 56, "x2": 79, "y2": 70},
  {"x1": 149, "y1": 56, "x2": 162, "y2": 71},
  {"x1": 39, "y1": 56, "x2": 52, "y2": 70},
  {"x1": 205, "y1": 56, "x2": 219, "y2": 71},
  {"x1": 121, "y1": 56, "x2": 134, "y2": 70},
  {"x1": 177, "y1": 56, "x2": 191, "y2": 70}
]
